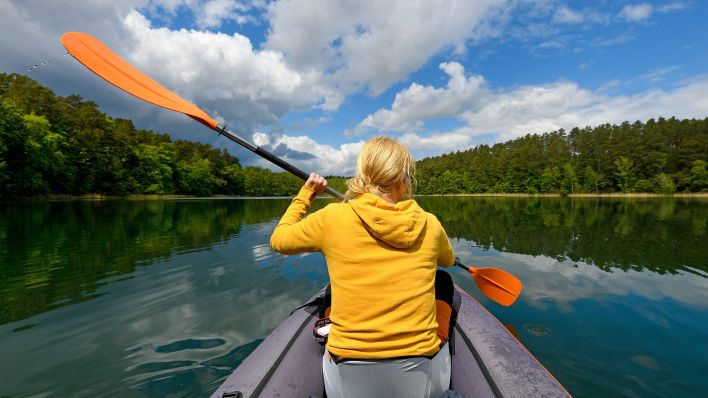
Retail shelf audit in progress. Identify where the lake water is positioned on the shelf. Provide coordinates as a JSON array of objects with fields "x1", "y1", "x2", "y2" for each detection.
[{"x1": 1, "y1": 197, "x2": 707, "y2": 397}]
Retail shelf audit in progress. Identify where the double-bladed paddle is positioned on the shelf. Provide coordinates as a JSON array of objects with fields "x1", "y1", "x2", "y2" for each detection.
[{"x1": 61, "y1": 31, "x2": 523, "y2": 306}]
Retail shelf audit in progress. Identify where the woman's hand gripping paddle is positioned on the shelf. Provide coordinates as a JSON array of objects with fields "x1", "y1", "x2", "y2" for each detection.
[
  {"x1": 61, "y1": 32, "x2": 345, "y2": 200},
  {"x1": 455, "y1": 258, "x2": 522, "y2": 306}
]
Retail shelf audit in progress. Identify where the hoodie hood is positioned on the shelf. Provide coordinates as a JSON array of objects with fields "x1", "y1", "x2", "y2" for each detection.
[{"x1": 348, "y1": 193, "x2": 427, "y2": 249}]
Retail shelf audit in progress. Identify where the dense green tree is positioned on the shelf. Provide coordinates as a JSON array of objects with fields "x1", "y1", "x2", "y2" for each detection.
[
  {"x1": 221, "y1": 163, "x2": 244, "y2": 194},
  {"x1": 541, "y1": 166, "x2": 562, "y2": 193},
  {"x1": 582, "y1": 166, "x2": 601, "y2": 193},
  {"x1": 561, "y1": 162, "x2": 577, "y2": 194},
  {"x1": 177, "y1": 158, "x2": 224, "y2": 196},
  {"x1": 614, "y1": 157, "x2": 634, "y2": 192},
  {"x1": 134, "y1": 143, "x2": 176, "y2": 194},
  {"x1": 653, "y1": 173, "x2": 675, "y2": 194},
  {"x1": 688, "y1": 160, "x2": 708, "y2": 192},
  {"x1": 0, "y1": 99, "x2": 35, "y2": 195},
  {"x1": 22, "y1": 114, "x2": 70, "y2": 194}
]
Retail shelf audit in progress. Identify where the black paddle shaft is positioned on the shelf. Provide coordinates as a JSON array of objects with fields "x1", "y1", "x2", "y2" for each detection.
[
  {"x1": 213, "y1": 125, "x2": 345, "y2": 201},
  {"x1": 454, "y1": 257, "x2": 471, "y2": 271}
]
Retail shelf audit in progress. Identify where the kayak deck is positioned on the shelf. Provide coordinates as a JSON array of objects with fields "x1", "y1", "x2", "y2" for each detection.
[{"x1": 210, "y1": 285, "x2": 570, "y2": 398}]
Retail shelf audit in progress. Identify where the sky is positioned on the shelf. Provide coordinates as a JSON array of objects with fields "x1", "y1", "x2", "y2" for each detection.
[{"x1": 1, "y1": 0, "x2": 707, "y2": 175}]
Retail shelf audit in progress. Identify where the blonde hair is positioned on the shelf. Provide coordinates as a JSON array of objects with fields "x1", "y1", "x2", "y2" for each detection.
[{"x1": 346, "y1": 136, "x2": 416, "y2": 199}]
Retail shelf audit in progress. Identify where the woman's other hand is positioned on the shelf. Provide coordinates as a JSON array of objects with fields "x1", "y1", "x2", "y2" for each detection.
[{"x1": 305, "y1": 172, "x2": 328, "y2": 195}]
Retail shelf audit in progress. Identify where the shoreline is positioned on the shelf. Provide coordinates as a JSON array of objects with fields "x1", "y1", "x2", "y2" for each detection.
[
  {"x1": 417, "y1": 192, "x2": 708, "y2": 198},
  {"x1": 5, "y1": 194, "x2": 297, "y2": 201},
  {"x1": 5, "y1": 192, "x2": 708, "y2": 201}
]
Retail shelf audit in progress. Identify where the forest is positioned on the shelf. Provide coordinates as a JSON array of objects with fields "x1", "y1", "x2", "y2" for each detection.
[
  {"x1": 0, "y1": 73, "x2": 323, "y2": 197},
  {"x1": 416, "y1": 117, "x2": 708, "y2": 194},
  {"x1": 1, "y1": 72, "x2": 706, "y2": 197}
]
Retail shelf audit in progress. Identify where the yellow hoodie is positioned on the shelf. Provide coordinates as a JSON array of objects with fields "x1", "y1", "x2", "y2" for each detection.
[{"x1": 271, "y1": 186, "x2": 455, "y2": 359}]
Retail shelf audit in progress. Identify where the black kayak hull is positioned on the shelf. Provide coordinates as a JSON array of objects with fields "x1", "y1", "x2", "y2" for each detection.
[{"x1": 211, "y1": 285, "x2": 570, "y2": 398}]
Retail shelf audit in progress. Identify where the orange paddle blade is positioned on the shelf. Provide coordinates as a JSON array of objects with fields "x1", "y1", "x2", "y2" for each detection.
[
  {"x1": 467, "y1": 267, "x2": 522, "y2": 307},
  {"x1": 503, "y1": 323, "x2": 521, "y2": 341},
  {"x1": 61, "y1": 32, "x2": 217, "y2": 129}
]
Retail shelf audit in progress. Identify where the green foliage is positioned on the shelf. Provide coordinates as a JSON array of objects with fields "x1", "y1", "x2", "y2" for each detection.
[
  {"x1": 653, "y1": 173, "x2": 675, "y2": 194},
  {"x1": 614, "y1": 156, "x2": 634, "y2": 192},
  {"x1": 134, "y1": 143, "x2": 176, "y2": 194},
  {"x1": 561, "y1": 162, "x2": 577, "y2": 194},
  {"x1": 324, "y1": 176, "x2": 348, "y2": 195},
  {"x1": 177, "y1": 158, "x2": 224, "y2": 196},
  {"x1": 688, "y1": 160, "x2": 708, "y2": 192},
  {"x1": 416, "y1": 117, "x2": 708, "y2": 194},
  {"x1": 0, "y1": 73, "x2": 310, "y2": 197},
  {"x1": 633, "y1": 179, "x2": 653, "y2": 192},
  {"x1": 239, "y1": 167, "x2": 302, "y2": 196},
  {"x1": 2, "y1": 73, "x2": 708, "y2": 197},
  {"x1": 583, "y1": 166, "x2": 601, "y2": 193},
  {"x1": 541, "y1": 166, "x2": 561, "y2": 193},
  {"x1": 221, "y1": 163, "x2": 244, "y2": 194},
  {"x1": 0, "y1": 99, "x2": 25, "y2": 195}
]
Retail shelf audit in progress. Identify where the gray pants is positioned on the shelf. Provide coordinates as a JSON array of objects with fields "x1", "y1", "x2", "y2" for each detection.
[{"x1": 322, "y1": 343, "x2": 451, "y2": 398}]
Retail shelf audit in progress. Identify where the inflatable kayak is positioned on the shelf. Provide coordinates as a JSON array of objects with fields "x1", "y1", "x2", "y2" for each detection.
[{"x1": 210, "y1": 285, "x2": 570, "y2": 398}]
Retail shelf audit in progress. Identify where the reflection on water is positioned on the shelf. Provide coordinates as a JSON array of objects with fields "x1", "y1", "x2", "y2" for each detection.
[
  {"x1": 425, "y1": 197, "x2": 708, "y2": 398},
  {"x1": 0, "y1": 197, "x2": 706, "y2": 397},
  {"x1": 417, "y1": 196, "x2": 707, "y2": 274},
  {"x1": 0, "y1": 199, "x2": 308, "y2": 325}
]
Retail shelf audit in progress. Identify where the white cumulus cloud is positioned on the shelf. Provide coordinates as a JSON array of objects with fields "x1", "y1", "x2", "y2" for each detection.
[
  {"x1": 619, "y1": 3, "x2": 654, "y2": 22},
  {"x1": 251, "y1": 133, "x2": 364, "y2": 176},
  {"x1": 265, "y1": 0, "x2": 508, "y2": 102},
  {"x1": 145, "y1": 0, "x2": 263, "y2": 28},
  {"x1": 617, "y1": 1, "x2": 686, "y2": 23},
  {"x1": 348, "y1": 62, "x2": 708, "y2": 159},
  {"x1": 348, "y1": 62, "x2": 487, "y2": 136},
  {"x1": 121, "y1": 10, "x2": 332, "y2": 134},
  {"x1": 553, "y1": 6, "x2": 584, "y2": 24}
]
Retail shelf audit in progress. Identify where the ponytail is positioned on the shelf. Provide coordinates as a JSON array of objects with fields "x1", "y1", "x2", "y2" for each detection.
[{"x1": 345, "y1": 136, "x2": 416, "y2": 199}]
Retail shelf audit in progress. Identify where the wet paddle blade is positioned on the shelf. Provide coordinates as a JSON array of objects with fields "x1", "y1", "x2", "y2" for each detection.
[
  {"x1": 61, "y1": 32, "x2": 217, "y2": 129},
  {"x1": 470, "y1": 267, "x2": 522, "y2": 306},
  {"x1": 503, "y1": 323, "x2": 521, "y2": 341}
]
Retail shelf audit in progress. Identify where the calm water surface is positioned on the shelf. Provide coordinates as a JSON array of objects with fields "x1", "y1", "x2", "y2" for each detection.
[{"x1": 1, "y1": 197, "x2": 706, "y2": 397}]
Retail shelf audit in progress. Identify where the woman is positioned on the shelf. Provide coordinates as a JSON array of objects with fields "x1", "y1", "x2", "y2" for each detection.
[{"x1": 270, "y1": 136, "x2": 456, "y2": 398}]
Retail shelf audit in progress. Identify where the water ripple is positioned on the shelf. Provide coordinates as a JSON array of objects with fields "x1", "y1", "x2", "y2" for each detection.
[{"x1": 155, "y1": 338, "x2": 226, "y2": 354}]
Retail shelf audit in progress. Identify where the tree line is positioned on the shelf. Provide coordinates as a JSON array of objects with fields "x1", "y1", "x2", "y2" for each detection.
[
  {"x1": 2, "y1": 73, "x2": 707, "y2": 197},
  {"x1": 416, "y1": 117, "x2": 708, "y2": 194},
  {"x1": 0, "y1": 73, "x2": 309, "y2": 198}
]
